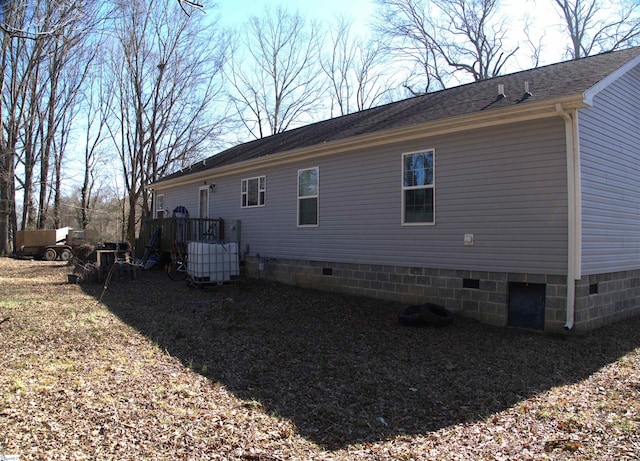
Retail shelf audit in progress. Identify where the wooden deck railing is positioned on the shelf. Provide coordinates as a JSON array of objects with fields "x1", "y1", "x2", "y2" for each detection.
[{"x1": 137, "y1": 217, "x2": 225, "y2": 256}]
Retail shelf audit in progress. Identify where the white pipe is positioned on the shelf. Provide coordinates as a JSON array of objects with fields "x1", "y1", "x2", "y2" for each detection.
[{"x1": 556, "y1": 104, "x2": 582, "y2": 330}]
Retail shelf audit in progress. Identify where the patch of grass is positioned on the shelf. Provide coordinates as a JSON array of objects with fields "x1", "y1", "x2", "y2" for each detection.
[
  {"x1": 0, "y1": 300, "x2": 20, "y2": 310},
  {"x1": 8, "y1": 377, "x2": 26, "y2": 394},
  {"x1": 606, "y1": 414, "x2": 637, "y2": 433}
]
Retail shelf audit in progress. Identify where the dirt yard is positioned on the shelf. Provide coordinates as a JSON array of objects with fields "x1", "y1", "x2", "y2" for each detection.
[{"x1": 0, "y1": 257, "x2": 639, "y2": 460}]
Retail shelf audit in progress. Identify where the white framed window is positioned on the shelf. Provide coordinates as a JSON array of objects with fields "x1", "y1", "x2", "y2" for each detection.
[
  {"x1": 156, "y1": 194, "x2": 165, "y2": 219},
  {"x1": 402, "y1": 150, "x2": 435, "y2": 225},
  {"x1": 241, "y1": 176, "x2": 266, "y2": 208},
  {"x1": 298, "y1": 167, "x2": 319, "y2": 226}
]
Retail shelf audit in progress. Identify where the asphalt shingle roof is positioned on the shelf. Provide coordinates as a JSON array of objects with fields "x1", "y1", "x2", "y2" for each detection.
[{"x1": 158, "y1": 47, "x2": 640, "y2": 183}]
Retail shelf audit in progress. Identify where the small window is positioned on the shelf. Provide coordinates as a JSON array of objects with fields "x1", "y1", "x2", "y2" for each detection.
[
  {"x1": 156, "y1": 194, "x2": 165, "y2": 219},
  {"x1": 298, "y1": 167, "x2": 318, "y2": 226},
  {"x1": 242, "y1": 176, "x2": 266, "y2": 208},
  {"x1": 402, "y1": 150, "x2": 434, "y2": 224}
]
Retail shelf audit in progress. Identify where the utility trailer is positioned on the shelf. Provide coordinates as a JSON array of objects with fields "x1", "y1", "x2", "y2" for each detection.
[{"x1": 15, "y1": 227, "x2": 87, "y2": 261}]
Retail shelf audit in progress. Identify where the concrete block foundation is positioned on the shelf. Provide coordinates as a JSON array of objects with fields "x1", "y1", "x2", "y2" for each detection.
[{"x1": 244, "y1": 256, "x2": 640, "y2": 334}]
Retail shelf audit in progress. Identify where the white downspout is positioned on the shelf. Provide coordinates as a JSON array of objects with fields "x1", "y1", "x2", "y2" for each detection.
[{"x1": 556, "y1": 104, "x2": 582, "y2": 330}]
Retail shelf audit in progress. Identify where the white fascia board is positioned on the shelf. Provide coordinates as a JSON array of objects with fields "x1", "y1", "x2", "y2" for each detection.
[
  {"x1": 584, "y1": 54, "x2": 640, "y2": 105},
  {"x1": 151, "y1": 95, "x2": 587, "y2": 191}
]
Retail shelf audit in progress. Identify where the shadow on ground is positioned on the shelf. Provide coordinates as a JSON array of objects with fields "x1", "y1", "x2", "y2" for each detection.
[{"x1": 84, "y1": 269, "x2": 640, "y2": 450}]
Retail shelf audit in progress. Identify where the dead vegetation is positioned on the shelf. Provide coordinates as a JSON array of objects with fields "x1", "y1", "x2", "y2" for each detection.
[{"x1": 0, "y1": 257, "x2": 639, "y2": 460}]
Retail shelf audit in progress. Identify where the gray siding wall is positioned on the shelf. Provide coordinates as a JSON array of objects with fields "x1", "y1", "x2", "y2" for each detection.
[
  {"x1": 172, "y1": 118, "x2": 568, "y2": 275},
  {"x1": 580, "y1": 64, "x2": 640, "y2": 274},
  {"x1": 156, "y1": 183, "x2": 201, "y2": 218}
]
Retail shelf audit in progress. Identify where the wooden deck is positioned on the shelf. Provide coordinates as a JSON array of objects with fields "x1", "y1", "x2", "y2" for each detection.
[{"x1": 137, "y1": 217, "x2": 225, "y2": 256}]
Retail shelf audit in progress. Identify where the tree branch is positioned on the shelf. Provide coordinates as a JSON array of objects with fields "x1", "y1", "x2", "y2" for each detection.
[{"x1": 177, "y1": 0, "x2": 205, "y2": 16}]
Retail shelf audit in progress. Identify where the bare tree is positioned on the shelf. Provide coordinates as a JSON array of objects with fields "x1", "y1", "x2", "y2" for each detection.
[
  {"x1": 1, "y1": 1, "x2": 40, "y2": 253},
  {"x1": 38, "y1": 2, "x2": 98, "y2": 230},
  {"x1": 374, "y1": 0, "x2": 519, "y2": 93},
  {"x1": 521, "y1": 15, "x2": 545, "y2": 68},
  {"x1": 227, "y1": 6, "x2": 325, "y2": 139},
  {"x1": 322, "y1": 17, "x2": 394, "y2": 116},
  {"x1": 15, "y1": 48, "x2": 43, "y2": 231},
  {"x1": 553, "y1": 0, "x2": 640, "y2": 58},
  {"x1": 104, "y1": 0, "x2": 229, "y2": 245},
  {"x1": 77, "y1": 54, "x2": 113, "y2": 231},
  {"x1": 0, "y1": 0, "x2": 85, "y2": 39},
  {"x1": 1, "y1": 0, "x2": 98, "y2": 260}
]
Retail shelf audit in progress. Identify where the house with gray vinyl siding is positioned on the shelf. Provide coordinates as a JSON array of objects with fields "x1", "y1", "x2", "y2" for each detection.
[{"x1": 150, "y1": 47, "x2": 640, "y2": 333}]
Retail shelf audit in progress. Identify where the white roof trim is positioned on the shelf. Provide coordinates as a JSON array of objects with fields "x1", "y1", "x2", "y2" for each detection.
[{"x1": 584, "y1": 53, "x2": 640, "y2": 105}]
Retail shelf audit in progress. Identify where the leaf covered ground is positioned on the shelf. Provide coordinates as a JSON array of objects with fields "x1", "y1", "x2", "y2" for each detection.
[{"x1": 0, "y1": 257, "x2": 639, "y2": 460}]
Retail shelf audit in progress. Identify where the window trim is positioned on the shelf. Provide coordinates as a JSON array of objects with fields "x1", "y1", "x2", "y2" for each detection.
[
  {"x1": 155, "y1": 193, "x2": 165, "y2": 219},
  {"x1": 401, "y1": 149, "x2": 435, "y2": 226},
  {"x1": 297, "y1": 166, "x2": 319, "y2": 227},
  {"x1": 198, "y1": 185, "x2": 210, "y2": 218},
  {"x1": 241, "y1": 175, "x2": 266, "y2": 208}
]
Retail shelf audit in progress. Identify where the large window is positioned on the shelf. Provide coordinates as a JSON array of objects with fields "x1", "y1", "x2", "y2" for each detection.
[
  {"x1": 298, "y1": 167, "x2": 318, "y2": 226},
  {"x1": 241, "y1": 176, "x2": 266, "y2": 207},
  {"x1": 403, "y1": 150, "x2": 434, "y2": 224}
]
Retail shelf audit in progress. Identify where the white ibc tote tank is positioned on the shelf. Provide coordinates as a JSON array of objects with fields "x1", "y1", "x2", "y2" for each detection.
[{"x1": 188, "y1": 241, "x2": 239, "y2": 282}]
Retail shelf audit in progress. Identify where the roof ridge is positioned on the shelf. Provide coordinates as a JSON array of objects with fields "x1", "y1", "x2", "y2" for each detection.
[{"x1": 231, "y1": 46, "x2": 640, "y2": 142}]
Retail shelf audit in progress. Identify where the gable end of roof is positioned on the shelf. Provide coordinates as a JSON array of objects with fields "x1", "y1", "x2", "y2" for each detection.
[{"x1": 584, "y1": 52, "x2": 640, "y2": 104}]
